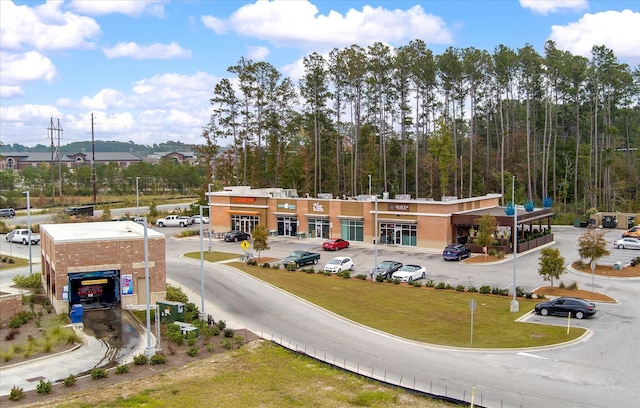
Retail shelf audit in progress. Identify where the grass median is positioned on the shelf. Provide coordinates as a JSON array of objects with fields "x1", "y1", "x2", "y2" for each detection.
[{"x1": 185, "y1": 252, "x2": 585, "y2": 348}]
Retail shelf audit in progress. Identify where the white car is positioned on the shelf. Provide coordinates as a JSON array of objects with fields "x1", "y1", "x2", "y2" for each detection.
[
  {"x1": 191, "y1": 215, "x2": 210, "y2": 224},
  {"x1": 392, "y1": 264, "x2": 426, "y2": 282},
  {"x1": 613, "y1": 237, "x2": 640, "y2": 250},
  {"x1": 323, "y1": 256, "x2": 354, "y2": 274}
]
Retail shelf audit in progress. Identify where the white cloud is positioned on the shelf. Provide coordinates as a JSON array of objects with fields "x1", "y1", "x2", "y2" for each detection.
[
  {"x1": 103, "y1": 42, "x2": 191, "y2": 59},
  {"x1": 520, "y1": 0, "x2": 588, "y2": 15},
  {"x1": 550, "y1": 9, "x2": 640, "y2": 62},
  {"x1": 246, "y1": 46, "x2": 270, "y2": 60},
  {"x1": 0, "y1": 1, "x2": 100, "y2": 51},
  {"x1": 0, "y1": 86, "x2": 24, "y2": 99},
  {"x1": 79, "y1": 89, "x2": 128, "y2": 110},
  {"x1": 202, "y1": 1, "x2": 453, "y2": 51},
  {"x1": 0, "y1": 51, "x2": 56, "y2": 85},
  {"x1": 68, "y1": 0, "x2": 166, "y2": 18}
]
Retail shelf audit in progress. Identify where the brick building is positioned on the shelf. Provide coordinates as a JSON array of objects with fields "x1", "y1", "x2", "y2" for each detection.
[{"x1": 39, "y1": 221, "x2": 166, "y2": 314}]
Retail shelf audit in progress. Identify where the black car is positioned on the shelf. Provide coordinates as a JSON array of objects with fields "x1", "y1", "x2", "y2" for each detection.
[
  {"x1": 371, "y1": 260, "x2": 403, "y2": 279},
  {"x1": 224, "y1": 230, "x2": 250, "y2": 242},
  {"x1": 534, "y1": 297, "x2": 596, "y2": 319},
  {"x1": 443, "y1": 244, "x2": 471, "y2": 261}
]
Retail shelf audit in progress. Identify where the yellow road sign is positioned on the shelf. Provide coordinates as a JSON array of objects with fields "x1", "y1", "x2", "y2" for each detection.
[{"x1": 240, "y1": 240, "x2": 250, "y2": 250}]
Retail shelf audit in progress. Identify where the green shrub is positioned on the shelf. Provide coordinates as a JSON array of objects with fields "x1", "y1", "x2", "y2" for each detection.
[
  {"x1": 8, "y1": 310, "x2": 33, "y2": 328},
  {"x1": 285, "y1": 263, "x2": 297, "y2": 271},
  {"x1": 392, "y1": 278, "x2": 400, "y2": 285},
  {"x1": 467, "y1": 286, "x2": 478, "y2": 293},
  {"x1": 91, "y1": 367, "x2": 108, "y2": 380},
  {"x1": 165, "y1": 283, "x2": 189, "y2": 304},
  {"x1": 410, "y1": 280, "x2": 422, "y2": 287},
  {"x1": 630, "y1": 256, "x2": 640, "y2": 267},
  {"x1": 246, "y1": 259, "x2": 257, "y2": 266},
  {"x1": 9, "y1": 386, "x2": 25, "y2": 401},
  {"x1": 221, "y1": 339, "x2": 232, "y2": 350},
  {"x1": 115, "y1": 364, "x2": 130, "y2": 374},
  {"x1": 375, "y1": 274, "x2": 385, "y2": 282},
  {"x1": 261, "y1": 262, "x2": 270, "y2": 268},
  {"x1": 356, "y1": 274, "x2": 367, "y2": 280},
  {"x1": 133, "y1": 353, "x2": 148, "y2": 365},
  {"x1": 165, "y1": 324, "x2": 185, "y2": 346},
  {"x1": 36, "y1": 380, "x2": 52, "y2": 395},
  {"x1": 303, "y1": 268, "x2": 314, "y2": 274},
  {"x1": 216, "y1": 320, "x2": 226, "y2": 331},
  {"x1": 479, "y1": 285, "x2": 491, "y2": 294},
  {"x1": 12, "y1": 273, "x2": 42, "y2": 289},
  {"x1": 271, "y1": 264, "x2": 281, "y2": 269},
  {"x1": 186, "y1": 347, "x2": 198, "y2": 357},
  {"x1": 206, "y1": 343, "x2": 215, "y2": 352},
  {"x1": 455, "y1": 284, "x2": 466, "y2": 292},
  {"x1": 223, "y1": 328, "x2": 234, "y2": 338},
  {"x1": 150, "y1": 353, "x2": 167, "y2": 365},
  {"x1": 63, "y1": 374, "x2": 77, "y2": 387},
  {"x1": 424, "y1": 279, "x2": 435, "y2": 288},
  {"x1": 515, "y1": 286, "x2": 525, "y2": 297},
  {"x1": 435, "y1": 282, "x2": 447, "y2": 290}
]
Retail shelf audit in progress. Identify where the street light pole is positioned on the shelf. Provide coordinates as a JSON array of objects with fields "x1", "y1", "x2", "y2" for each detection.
[
  {"x1": 199, "y1": 205, "x2": 206, "y2": 317},
  {"x1": 23, "y1": 191, "x2": 32, "y2": 275},
  {"x1": 373, "y1": 194, "x2": 378, "y2": 282},
  {"x1": 143, "y1": 216, "x2": 154, "y2": 357},
  {"x1": 136, "y1": 177, "x2": 140, "y2": 215},
  {"x1": 510, "y1": 176, "x2": 519, "y2": 312}
]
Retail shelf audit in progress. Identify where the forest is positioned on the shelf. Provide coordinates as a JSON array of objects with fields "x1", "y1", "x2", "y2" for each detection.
[
  {"x1": 2, "y1": 40, "x2": 639, "y2": 215},
  {"x1": 202, "y1": 39, "x2": 639, "y2": 213}
]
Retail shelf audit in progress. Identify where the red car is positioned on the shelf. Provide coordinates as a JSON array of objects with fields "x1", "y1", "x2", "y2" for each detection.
[{"x1": 322, "y1": 238, "x2": 350, "y2": 251}]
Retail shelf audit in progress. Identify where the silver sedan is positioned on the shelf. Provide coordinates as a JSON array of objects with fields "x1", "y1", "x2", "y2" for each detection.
[{"x1": 613, "y1": 237, "x2": 640, "y2": 250}]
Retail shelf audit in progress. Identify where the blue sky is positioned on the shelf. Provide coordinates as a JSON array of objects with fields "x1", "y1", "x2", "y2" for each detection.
[{"x1": 1, "y1": 0, "x2": 639, "y2": 148}]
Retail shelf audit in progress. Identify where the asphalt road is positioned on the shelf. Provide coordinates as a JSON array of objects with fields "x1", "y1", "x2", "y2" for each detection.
[{"x1": 161, "y1": 226, "x2": 639, "y2": 408}]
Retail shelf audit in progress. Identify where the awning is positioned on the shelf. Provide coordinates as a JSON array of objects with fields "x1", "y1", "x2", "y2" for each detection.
[{"x1": 225, "y1": 210, "x2": 260, "y2": 215}]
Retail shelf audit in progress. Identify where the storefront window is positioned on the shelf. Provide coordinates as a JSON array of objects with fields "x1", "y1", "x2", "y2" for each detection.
[
  {"x1": 277, "y1": 217, "x2": 298, "y2": 237},
  {"x1": 379, "y1": 223, "x2": 417, "y2": 246},
  {"x1": 230, "y1": 215, "x2": 259, "y2": 233},
  {"x1": 307, "y1": 218, "x2": 330, "y2": 238},
  {"x1": 340, "y1": 220, "x2": 363, "y2": 242}
]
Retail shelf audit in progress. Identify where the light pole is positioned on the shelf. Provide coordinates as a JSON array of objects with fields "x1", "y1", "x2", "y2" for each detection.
[
  {"x1": 135, "y1": 177, "x2": 140, "y2": 215},
  {"x1": 199, "y1": 205, "x2": 206, "y2": 318},
  {"x1": 510, "y1": 176, "x2": 519, "y2": 312},
  {"x1": 207, "y1": 183, "x2": 213, "y2": 252},
  {"x1": 373, "y1": 194, "x2": 378, "y2": 282},
  {"x1": 23, "y1": 191, "x2": 32, "y2": 275},
  {"x1": 368, "y1": 174, "x2": 371, "y2": 196}
]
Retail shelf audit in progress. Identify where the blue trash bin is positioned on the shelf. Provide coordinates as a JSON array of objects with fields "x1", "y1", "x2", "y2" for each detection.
[{"x1": 70, "y1": 304, "x2": 84, "y2": 323}]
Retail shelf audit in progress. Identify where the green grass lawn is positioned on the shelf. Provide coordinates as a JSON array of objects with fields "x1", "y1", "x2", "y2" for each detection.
[{"x1": 184, "y1": 252, "x2": 585, "y2": 348}]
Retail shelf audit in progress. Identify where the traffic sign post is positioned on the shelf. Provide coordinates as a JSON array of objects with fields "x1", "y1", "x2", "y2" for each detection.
[{"x1": 469, "y1": 299, "x2": 477, "y2": 344}]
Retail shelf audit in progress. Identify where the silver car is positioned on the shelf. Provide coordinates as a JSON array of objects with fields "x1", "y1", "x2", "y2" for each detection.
[{"x1": 613, "y1": 237, "x2": 640, "y2": 250}]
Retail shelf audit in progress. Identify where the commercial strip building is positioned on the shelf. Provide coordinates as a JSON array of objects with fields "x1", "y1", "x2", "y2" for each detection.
[
  {"x1": 208, "y1": 186, "x2": 555, "y2": 252},
  {"x1": 39, "y1": 221, "x2": 166, "y2": 314}
]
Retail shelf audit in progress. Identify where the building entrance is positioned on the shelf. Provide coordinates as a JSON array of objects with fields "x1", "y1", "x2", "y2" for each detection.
[
  {"x1": 68, "y1": 270, "x2": 120, "y2": 310},
  {"x1": 277, "y1": 217, "x2": 297, "y2": 237}
]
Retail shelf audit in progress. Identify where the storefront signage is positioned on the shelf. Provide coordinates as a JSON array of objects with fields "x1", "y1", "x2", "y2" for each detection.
[
  {"x1": 232, "y1": 197, "x2": 256, "y2": 204},
  {"x1": 277, "y1": 203, "x2": 296, "y2": 210},
  {"x1": 388, "y1": 203, "x2": 410, "y2": 211},
  {"x1": 313, "y1": 202, "x2": 324, "y2": 212}
]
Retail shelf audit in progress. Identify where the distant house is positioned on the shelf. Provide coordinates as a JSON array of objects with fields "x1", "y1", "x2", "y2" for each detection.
[
  {"x1": 0, "y1": 152, "x2": 143, "y2": 171},
  {"x1": 143, "y1": 151, "x2": 198, "y2": 165}
]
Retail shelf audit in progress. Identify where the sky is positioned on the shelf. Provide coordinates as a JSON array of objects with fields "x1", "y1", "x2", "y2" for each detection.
[{"x1": 1, "y1": 0, "x2": 639, "y2": 148}]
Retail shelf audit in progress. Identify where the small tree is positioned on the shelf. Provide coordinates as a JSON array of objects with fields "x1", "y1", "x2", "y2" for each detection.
[
  {"x1": 476, "y1": 215, "x2": 497, "y2": 249},
  {"x1": 578, "y1": 229, "x2": 610, "y2": 265},
  {"x1": 165, "y1": 283, "x2": 189, "y2": 304},
  {"x1": 251, "y1": 225, "x2": 270, "y2": 260},
  {"x1": 538, "y1": 247, "x2": 565, "y2": 287}
]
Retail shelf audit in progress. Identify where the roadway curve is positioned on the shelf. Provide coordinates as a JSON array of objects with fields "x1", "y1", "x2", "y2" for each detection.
[{"x1": 166, "y1": 229, "x2": 639, "y2": 408}]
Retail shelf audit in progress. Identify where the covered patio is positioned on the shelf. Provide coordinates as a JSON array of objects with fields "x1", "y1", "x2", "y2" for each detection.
[{"x1": 451, "y1": 207, "x2": 554, "y2": 254}]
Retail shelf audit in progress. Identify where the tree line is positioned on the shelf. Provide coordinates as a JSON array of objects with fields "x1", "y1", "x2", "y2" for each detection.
[{"x1": 202, "y1": 39, "x2": 639, "y2": 213}]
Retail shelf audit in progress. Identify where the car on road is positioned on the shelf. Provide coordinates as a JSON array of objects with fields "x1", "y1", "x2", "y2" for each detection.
[
  {"x1": 6, "y1": 229, "x2": 40, "y2": 245},
  {"x1": 392, "y1": 264, "x2": 426, "y2": 282},
  {"x1": 191, "y1": 215, "x2": 210, "y2": 224},
  {"x1": 442, "y1": 244, "x2": 471, "y2": 261},
  {"x1": 224, "y1": 230, "x2": 251, "y2": 242},
  {"x1": 0, "y1": 208, "x2": 15, "y2": 218},
  {"x1": 322, "y1": 238, "x2": 350, "y2": 251},
  {"x1": 534, "y1": 297, "x2": 596, "y2": 319},
  {"x1": 614, "y1": 237, "x2": 640, "y2": 250},
  {"x1": 371, "y1": 260, "x2": 403, "y2": 279},
  {"x1": 323, "y1": 256, "x2": 354, "y2": 274}
]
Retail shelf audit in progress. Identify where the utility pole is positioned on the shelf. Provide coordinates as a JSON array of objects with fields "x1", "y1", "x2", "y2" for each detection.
[
  {"x1": 91, "y1": 113, "x2": 97, "y2": 204},
  {"x1": 48, "y1": 118, "x2": 56, "y2": 204},
  {"x1": 57, "y1": 119, "x2": 63, "y2": 197}
]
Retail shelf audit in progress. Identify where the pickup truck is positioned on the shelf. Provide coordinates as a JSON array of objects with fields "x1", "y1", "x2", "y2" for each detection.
[
  {"x1": 155, "y1": 215, "x2": 193, "y2": 227},
  {"x1": 6, "y1": 229, "x2": 40, "y2": 245},
  {"x1": 282, "y1": 250, "x2": 321, "y2": 268}
]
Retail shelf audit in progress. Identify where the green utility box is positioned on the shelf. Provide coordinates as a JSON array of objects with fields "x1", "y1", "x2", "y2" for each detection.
[
  {"x1": 157, "y1": 300, "x2": 184, "y2": 324},
  {"x1": 174, "y1": 321, "x2": 199, "y2": 338}
]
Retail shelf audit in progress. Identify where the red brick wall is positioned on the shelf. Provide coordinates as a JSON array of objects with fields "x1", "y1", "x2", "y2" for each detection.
[{"x1": 0, "y1": 294, "x2": 23, "y2": 326}]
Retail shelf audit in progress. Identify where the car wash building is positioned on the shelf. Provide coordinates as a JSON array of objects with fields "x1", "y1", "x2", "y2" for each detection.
[{"x1": 39, "y1": 221, "x2": 166, "y2": 314}]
